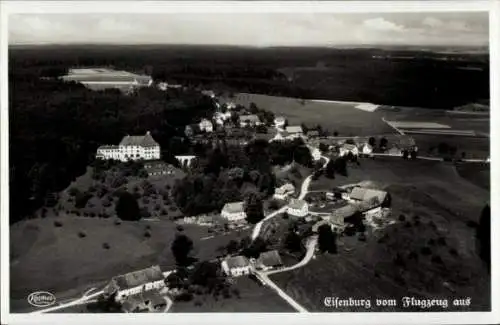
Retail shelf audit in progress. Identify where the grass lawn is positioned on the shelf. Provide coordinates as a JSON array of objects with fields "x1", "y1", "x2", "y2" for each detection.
[
  {"x1": 9, "y1": 216, "x2": 247, "y2": 312},
  {"x1": 171, "y1": 276, "x2": 295, "y2": 312},
  {"x1": 233, "y1": 93, "x2": 395, "y2": 136},
  {"x1": 269, "y1": 157, "x2": 490, "y2": 312}
]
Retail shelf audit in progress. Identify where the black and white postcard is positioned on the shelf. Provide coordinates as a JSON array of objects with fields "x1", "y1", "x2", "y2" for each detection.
[{"x1": 1, "y1": 1, "x2": 498, "y2": 324}]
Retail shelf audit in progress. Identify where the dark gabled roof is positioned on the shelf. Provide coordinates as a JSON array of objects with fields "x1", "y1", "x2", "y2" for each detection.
[
  {"x1": 119, "y1": 132, "x2": 159, "y2": 147},
  {"x1": 224, "y1": 255, "x2": 250, "y2": 269},
  {"x1": 112, "y1": 265, "x2": 164, "y2": 290},
  {"x1": 257, "y1": 250, "x2": 283, "y2": 267}
]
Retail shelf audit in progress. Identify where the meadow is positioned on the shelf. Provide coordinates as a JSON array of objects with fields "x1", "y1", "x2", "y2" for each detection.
[{"x1": 273, "y1": 158, "x2": 490, "y2": 311}]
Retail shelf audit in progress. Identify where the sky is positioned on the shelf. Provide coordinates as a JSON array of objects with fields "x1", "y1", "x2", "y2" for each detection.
[{"x1": 8, "y1": 12, "x2": 489, "y2": 47}]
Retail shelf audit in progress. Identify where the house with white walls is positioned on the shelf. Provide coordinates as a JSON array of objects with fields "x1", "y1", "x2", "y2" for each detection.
[
  {"x1": 104, "y1": 265, "x2": 165, "y2": 302},
  {"x1": 287, "y1": 198, "x2": 309, "y2": 217}
]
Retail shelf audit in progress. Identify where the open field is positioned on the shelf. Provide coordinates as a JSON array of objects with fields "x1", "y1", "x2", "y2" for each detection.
[
  {"x1": 171, "y1": 276, "x2": 294, "y2": 312},
  {"x1": 271, "y1": 158, "x2": 490, "y2": 311},
  {"x1": 233, "y1": 93, "x2": 396, "y2": 136},
  {"x1": 10, "y1": 216, "x2": 247, "y2": 312}
]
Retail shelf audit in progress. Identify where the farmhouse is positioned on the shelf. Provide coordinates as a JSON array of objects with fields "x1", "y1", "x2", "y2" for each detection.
[
  {"x1": 199, "y1": 118, "x2": 214, "y2": 133},
  {"x1": 287, "y1": 199, "x2": 309, "y2": 217},
  {"x1": 348, "y1": 187, "x2": 388, "y2": 209},
  {"x1": 273, "y1": 183, "x2": 295, "y2": 200},
  {"x1": 121, "y1": 291, "x2": 167, "y2": 313},
  {"x1": 144, "y1": 161, "x2": 175, "y2": 177},
  {"x1": 221, "y1": 256, "x2": 252, "y2": 277},
  {"x1": 274, "y1": 116, "x2": 286, "y2": 128},
  {"x1": 285, "y1": 126, "x2": 304, "y2": 139},
  {"x1": 96, "y1": 131, "x2": 160, "y2": 162},
  {"x1": 269, "y1": 131, "x2": 289, "y2": 142},
  {"x1": 256, "y1": 250, "x2": 283, "y2": 271},
  {"x1": 104, "y1": 265, "x2": 165, "y2": 302},
  {"x1": 221, "y1": 201, "x2": 247, "y2": 222},
  {"x1": 314, "y1": 204, "x2": 356, "y2": 233},
  {"x1": 61, "y1": 68, "x2": 152, "y2": 91},
  {"x1": 239, "y1": 115, "x2": 262, "y2": 127},
  {"x1": 339, "y1": 143, "x2": 359, "y2": 157}
]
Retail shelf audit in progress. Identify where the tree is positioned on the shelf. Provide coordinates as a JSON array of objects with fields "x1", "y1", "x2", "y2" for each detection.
[
  {"x1": 249, "y1": 102, "x2": 259, "y2": 114},
  {"x1": 319, "y1": 143, "x2": 329, "y2": 153},
  {"x1": 333, "y1": 157, "x2": 348, "y2": 177},
  {"x1": 171, "y1": 234, "x2": 194, "y2": 266},
  {"x1": 318, "y1": 224, "x2": 337, "y2": 253},
  {"x1": 379, "y1": 137, "x2": 388, "y2": 149},
  {"x1": 402, "y1": 150, "x2": 409, "y2": 160},
  {"x1": 245, "y1": 192, "x2": 265, "y2": 224},
  {"x1": 410, "y1": 150, "x2": 417, "y2": 160},
  {"x1": 226, "y1": 240, "x2": 240, "y2": 254},
  {"x1": 368, "y1": 137, "x2": 376, "y2": 147},
  {"x1": 190, "y1": 261, "x2": 221, "y2": 290},
  {"x1": 284, "y1": 231, "x2": 302, "y2": 252},
  {"x1": 325, "y1": 159, "x2": 336, "y2": 179},
  {"x1": 115, "y1": 192, "x2": 140, "y2": 221},
  {"x1": 477, "y1": 204, "x2": 490, "y2": 269}
]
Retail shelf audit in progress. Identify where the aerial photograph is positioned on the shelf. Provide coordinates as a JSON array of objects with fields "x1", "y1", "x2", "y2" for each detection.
[{"x1": 5, "y1": 6, "x2": 491, "y2": 316}]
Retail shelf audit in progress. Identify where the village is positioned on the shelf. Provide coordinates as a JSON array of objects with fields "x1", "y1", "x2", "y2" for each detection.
[{"x1": 35, "y1": 84, "x2": 418, "y2": 314}]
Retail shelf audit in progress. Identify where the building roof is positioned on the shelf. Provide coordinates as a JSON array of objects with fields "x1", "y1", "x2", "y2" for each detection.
[
  {"x1": 62, "y1": 68, "x2": 151, "y2": 84},
  {"x1": 200, "y1": 118, "x2": 213, "y2": 124},
  {"x1": 239, "y1": 115, "x2": 260, "y2": 123},
  {"x1": 288, "y1": 199, "x2": 307, "y2": 210},
  {"x1": 349, "y1": 187, "x2": 387, "y2": 204},
  {"x1": 222, "y1": 201, "x2": 245, "y2": 214},
  {"x1": 112, "y1": 265, "x2": 164, "y2": 290},
  {"x1": 98, "y1": 145, "x2": 119, "y2": 150},
  {"x1": 257, "y1": 250, "x2": 283, "y2": 267},
  {"x1": 276, "y1": 183, "x2": 295, "y2": 194},
  {"x1": 307, "y1": 130, "x2": 320, "y2": 137},
  {"x1": 286, "y1": 126, "x2": 303, "y2": 134},
  {"x1": 274, "y1": 116, "x2": 286, "y2": 122},
  {"x1": 396, "y1": 136, "x2": 416, "y2": 148},
  {"x1": 330, "y1": 204, "x2": 359, "y2": 220},
  {"x1": 342, "y1": 143, "x2": 358, "y2": 151},
  {"x1": 224, "y1": 255, "x2": 250, "y2": 269},
  {"x1": 119, "y1": 132, "x2": 159, "y2": 147}
]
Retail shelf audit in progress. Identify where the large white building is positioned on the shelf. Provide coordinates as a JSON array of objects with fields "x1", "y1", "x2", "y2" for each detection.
[
  {"x1": 104, "y1": 265, "x2": 165, "y2": 302},
  {"x1": 221, "y1": 201, "x2": 247, "y2": 222},
  {"x1": 61, "y1": 68, "x2": 153, "y2": 92},
  {"x1": 96, "y1": 131, "x2": 161, "y2": 162}
]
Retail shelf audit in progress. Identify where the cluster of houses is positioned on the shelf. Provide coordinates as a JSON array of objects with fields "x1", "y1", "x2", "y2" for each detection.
[
  {"x1": 221, "y1": 249, "x2": 284, "y2": 277},
  {"x1": 103, "y1": 265, "x2": 168, "y2": 313},
  {"x1": 310, "y1": 186, "x2": 389, "y2": 234}
]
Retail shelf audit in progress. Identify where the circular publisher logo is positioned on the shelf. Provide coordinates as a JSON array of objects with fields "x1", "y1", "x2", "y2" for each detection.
[{"x1": 27, "y1": 291, "x2": 56, "y2": 307}]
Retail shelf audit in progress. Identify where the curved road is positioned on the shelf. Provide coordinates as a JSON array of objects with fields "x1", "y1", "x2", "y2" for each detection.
[
  {"x1": 251, "y1": 151, "x2": 329, "y2": 241},
  {"x1": 254, "y1": 236, "x2": 318, "y2": 313}
]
